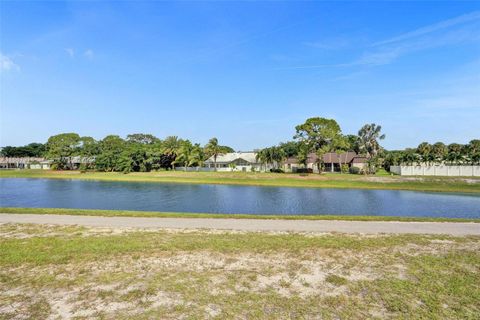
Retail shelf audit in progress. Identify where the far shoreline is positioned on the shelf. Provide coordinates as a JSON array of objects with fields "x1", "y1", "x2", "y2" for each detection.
[{"x1": 1, "y1": 169, "x2": 480, "y2": 194}]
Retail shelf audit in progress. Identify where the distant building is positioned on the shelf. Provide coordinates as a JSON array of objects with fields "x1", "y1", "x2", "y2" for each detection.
[
  {"x1": 284, "y1": 152, "x2": 367, "y2": 173},
  {"x1": 0, "y1": 157, "x2": 51, "y2": 170},
  {"x1": 204, "y1": 152, "x2": 263, "y2": 172}
]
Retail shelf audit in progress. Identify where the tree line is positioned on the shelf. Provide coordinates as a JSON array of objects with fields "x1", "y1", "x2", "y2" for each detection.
[
  {"x1": 383, "y1": 140, "x2": 480, "y2": 171},
  {"x1": 2, "y1": 117, "x2": 478, "y2": 173},
  {"x1": 1, "y1": 133, "x2": 233, "y2": 173}
]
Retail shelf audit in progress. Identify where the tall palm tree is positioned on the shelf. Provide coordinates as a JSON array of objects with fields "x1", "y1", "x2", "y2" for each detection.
[
  {"x1": 357, "y1": 123, "x2": 386, "y2": 159},
  {"x1": 205, "y1": 137, "x2": 224, "y2": 171}
]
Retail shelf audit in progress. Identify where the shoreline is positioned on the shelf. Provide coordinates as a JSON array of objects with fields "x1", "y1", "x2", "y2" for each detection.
[
  {"x1": 1, "y1": 170, "x2": 480, "y2": 194},
  {"x1": 1, "y1": 207, "x2": 479, "y2": 223}
]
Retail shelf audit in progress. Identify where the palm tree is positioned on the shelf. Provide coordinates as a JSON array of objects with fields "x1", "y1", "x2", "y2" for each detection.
[
  {"x1": 357, "y1": 123, "x2": 386, "y2": 159},
  {"x1": 431, "y1": 142, "x2": 447, "y2": 164},
  {"x1": 173, "y1": 141, "x2": 203, "y2": 171},
  {"x1": 205, "y1": 137, "x2": 224, "y2": 171},
  {"x1": 447, "y1": 143, "x2": 463, "y2": 165},
  {"x1": 416, "y1": 142, "x2": 432, "y2": 165}
]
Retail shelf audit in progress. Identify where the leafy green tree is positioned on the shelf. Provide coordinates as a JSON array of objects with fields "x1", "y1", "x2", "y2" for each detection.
[
  {"x1": 45, "y1": 133, "x2": 81, "y2": 169},
  {"x1": 95, "y1": 135, "x2": 126, "y2": 171},
  {"x1": 294, "y1": 117, "x2": 342, "y2": 152},
  {"x1": 126, "y1": 133, "x2": 160, "y2": 145},
  {"x1": 278, "y1": 141, "x2": 300, "y2": 158},
  {"x1": 79, "y1": 137, "x2": 100, "y2": 158},
  {"x1": 0, "y1": 143, "x2": 46, "y2": 157}
]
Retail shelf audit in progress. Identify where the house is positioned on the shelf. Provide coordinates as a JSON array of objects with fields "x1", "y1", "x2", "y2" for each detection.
[
  {"x1": 284, "y1": 152, "x2": 367, "y2": 173},
  {"x1": 0, "y1": 157, "x2": 51, "y2": 170},
  {"x1": 204, "y1": 152, "x2": 264, "y2": 172}
]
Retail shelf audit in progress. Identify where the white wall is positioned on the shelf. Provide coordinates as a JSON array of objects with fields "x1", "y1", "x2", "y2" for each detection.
[{"x1": 390, "y1": 165, "x2": 480, "y2": 177}]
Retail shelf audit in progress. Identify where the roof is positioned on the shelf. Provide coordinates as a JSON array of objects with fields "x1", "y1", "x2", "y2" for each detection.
[
  {"x1": 205, "y1": 152, "x2": 258, "y2": 164},
  {"x1": 0, "y1": 157, "x2": 47, "y2": 164},
  {"x1": 352, "y1": 156, "x2": 367, "y2": 163}
]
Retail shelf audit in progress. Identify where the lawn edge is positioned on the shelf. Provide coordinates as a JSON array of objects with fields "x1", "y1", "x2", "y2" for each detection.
[{"x1": 1, "y1": 207, "x2": 478, "y2": 223}]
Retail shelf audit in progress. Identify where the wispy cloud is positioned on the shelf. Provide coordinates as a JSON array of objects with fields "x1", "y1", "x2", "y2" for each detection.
[
  {"x1": 372, "y1": 10, "x2": 480, "y2": 47},
  {"x1": 65, "y1": 48, "x2": 75, "y2": 58},
  {"x1": 84, "y1": 49, "x2": 94, "y2": 59},
  {"x1": 303, "y1": 37, "x2": 350, "y2": 50},
  {"x1": 284, "y1": 11, "x2": 480, "y2": 70},
  {"x1": 0, "y1": 53, "x2": 19, "y2": 71}
]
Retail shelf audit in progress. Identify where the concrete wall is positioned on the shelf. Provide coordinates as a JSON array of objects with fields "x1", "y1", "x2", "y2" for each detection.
[{"x1": 390, "y1": 165, "x2": 480, "y2": 177}]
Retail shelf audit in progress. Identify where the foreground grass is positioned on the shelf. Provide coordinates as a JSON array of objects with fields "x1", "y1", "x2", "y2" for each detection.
[
  {"x1": 1, "y1": 169, "x2": 480, "y2": 193},
  {"x1": 2, "y1": 207, "x2": 479, "y2": 223},
  {"x1": 1, "y1": 224, "x2": 479, "y2": 319}
]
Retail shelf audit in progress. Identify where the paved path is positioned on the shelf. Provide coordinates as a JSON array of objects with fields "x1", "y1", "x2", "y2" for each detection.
[{"x1": 1, "y1": 213, "x2": 479, "y2": 235}]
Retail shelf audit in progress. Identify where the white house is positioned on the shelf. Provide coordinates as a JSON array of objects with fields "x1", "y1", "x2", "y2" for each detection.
[{"x1": 204, "y1": 152, "x2": 263, "y2": 172}]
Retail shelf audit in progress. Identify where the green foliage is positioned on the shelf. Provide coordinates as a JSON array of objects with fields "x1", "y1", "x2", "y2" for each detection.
[
  {"x1": 349, "y1": 166, "x2": 360, "y2": 174},
  {"x1": 0, "y1": 143, "x2": 46, "y2": 157},
  {"x1": 173, "y1": 140, "x2": 204, "y2": 170},
  {"x1": 294, "y1": 117, "x2": 342, "y2": 152},
  {"x1": 45, "y1": 133, "x2": 82, "y2": 169},
  {"x1": 341, "y1": 164, "x2": 349, "y2": 173},
  {"x1": 256, "y1": 146, "x2": 286, "y2": 170}
]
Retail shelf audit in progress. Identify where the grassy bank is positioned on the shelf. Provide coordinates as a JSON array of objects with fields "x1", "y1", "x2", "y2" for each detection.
[
  {"x1": 1, "y1": 223, "x2": 479, "y2": 319},
  {"x1": 1, "y1": 169, "x2": 480, "y2": 193},
  {"x1": 1, "y1": 207, "x2": 479, "y2": 223}
]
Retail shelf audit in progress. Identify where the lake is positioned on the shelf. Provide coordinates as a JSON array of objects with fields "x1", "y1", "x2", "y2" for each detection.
[{"x1": 1, "y1": 178, "x2": 480, "y2": 218}]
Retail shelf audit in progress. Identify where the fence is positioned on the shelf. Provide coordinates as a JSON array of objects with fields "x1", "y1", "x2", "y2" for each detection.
[{"x1": 390, "y1": 165, "x2": 480, "y2": 177}]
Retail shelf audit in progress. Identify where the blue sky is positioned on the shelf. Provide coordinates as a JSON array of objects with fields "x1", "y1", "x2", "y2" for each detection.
[{"x1": 1, "y1": 1, "x2": 479, "y2": 150}]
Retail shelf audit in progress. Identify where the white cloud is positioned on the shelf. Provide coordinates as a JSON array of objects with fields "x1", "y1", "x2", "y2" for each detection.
[
  {"x1": 84, "y1": 49, "x2": 94, "y2": 59},
  {"x1": 0, "y1": 53, "x2": 19, "y2": 71},
  {"x1": 65, "y1": 48, "x2": 75, "y2": 58}
]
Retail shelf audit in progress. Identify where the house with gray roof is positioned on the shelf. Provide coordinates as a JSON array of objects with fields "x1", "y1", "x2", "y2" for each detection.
[{"x1": 204, "y1": 152, "x2": 263, "y2": 172}]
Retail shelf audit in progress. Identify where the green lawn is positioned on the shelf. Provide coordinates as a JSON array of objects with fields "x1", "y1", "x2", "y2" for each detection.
[
  {"x1": 2, "y1": 207, "x2": 479, "y2": 223},
  {"x1": 1, "y1": 224, "x2": 479, "y2": 319},
  {"x1": 1, "y1": 169, "x2": 480, "y2": 193}
]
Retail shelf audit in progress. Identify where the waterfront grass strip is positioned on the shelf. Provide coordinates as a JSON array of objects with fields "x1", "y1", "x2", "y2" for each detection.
[{"x1": 1, "y1": 207, "x2": 479, "y2": 223}]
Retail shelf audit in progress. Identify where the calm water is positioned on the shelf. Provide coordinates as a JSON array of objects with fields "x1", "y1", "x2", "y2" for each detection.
[{"x1": 1, "y1": 178, "x2": 480, "y2": 218}]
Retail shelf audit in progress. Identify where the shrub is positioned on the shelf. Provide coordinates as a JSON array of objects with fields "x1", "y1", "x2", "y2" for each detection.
[
  {"x1": 270, "y1": 168, "x2": 284, "y2": 173},
  {"x1": 295, "y1": 168, "x2": 313, "y2": 174},
  {"x1": 349, "y1": 166, "x2": 360, "y2": 174},
  {"x1": 341, "y1": 164, "x2": 349, "y2": 173}
]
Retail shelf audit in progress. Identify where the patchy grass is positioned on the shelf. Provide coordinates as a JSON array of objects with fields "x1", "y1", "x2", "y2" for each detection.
[
  {"x1": 2, "y1": 207, "x2": 479, "y2": 223},
  {"x1": 1, "y1": 169, "x2": 480, "y2": 193},
  {"x1": 1, "y1": 223, "x2": 479, "y2": 319}
]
